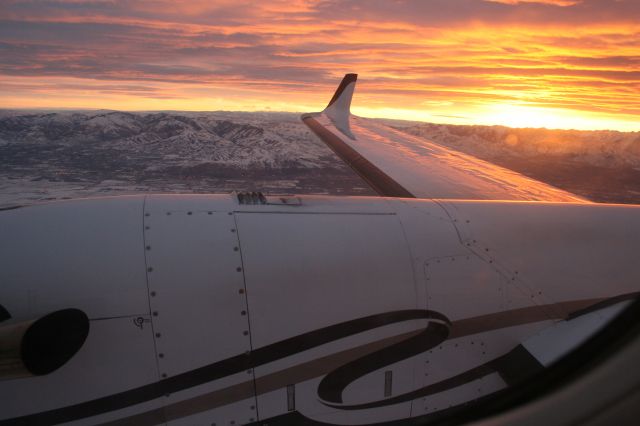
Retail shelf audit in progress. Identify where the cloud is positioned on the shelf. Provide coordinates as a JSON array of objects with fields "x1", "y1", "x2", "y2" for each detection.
[
  {"x1": 0, "y1": 0, "x2": 638, "y2": 130},
  {"x1": 485, "y1": 0, "x2": 581, "y2": 6}
]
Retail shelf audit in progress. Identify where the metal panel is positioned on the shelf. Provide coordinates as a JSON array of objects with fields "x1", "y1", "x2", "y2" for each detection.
[
  {"x1": 236, "y1": 211, "x2": 420, "y2": 424},
  {"x1": 143, "y1": 202, "x2": 256, "y2": 425},
  {"x1": 0, "y1": 197, "x2": 149, "y2": 321},
  {"x1": 426, "y1": 254, "x2": 507, "y2": 321}
]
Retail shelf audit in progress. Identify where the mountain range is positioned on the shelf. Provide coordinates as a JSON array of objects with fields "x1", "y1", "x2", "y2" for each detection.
[{"x1": 1, "y1": 110, "x2": 639, "y2": 207}]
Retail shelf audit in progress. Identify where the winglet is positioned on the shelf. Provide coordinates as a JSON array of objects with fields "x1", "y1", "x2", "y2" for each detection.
[{"x1": 323, "y1": 74, "x2": 357, "y2": 139}]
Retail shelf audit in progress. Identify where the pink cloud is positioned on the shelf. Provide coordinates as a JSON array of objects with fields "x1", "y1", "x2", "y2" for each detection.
[
  {"x1": 0, "y1": 0, "x2": 638, "y2": 129},
  {"x1": 485, "y1": 0, "x2": 581, "y2": 6}
]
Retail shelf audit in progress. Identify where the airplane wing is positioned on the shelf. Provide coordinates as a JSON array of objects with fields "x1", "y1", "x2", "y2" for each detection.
[{"x1": 303, "y1": 74, "x2": 587, "y2": 202}]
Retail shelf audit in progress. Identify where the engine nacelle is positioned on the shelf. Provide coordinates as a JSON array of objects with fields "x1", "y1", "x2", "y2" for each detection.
[{"x1": 0, "y1": 309, "x2": 89, "y2": 380}]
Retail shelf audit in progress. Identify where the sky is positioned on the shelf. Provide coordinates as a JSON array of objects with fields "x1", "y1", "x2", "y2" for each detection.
[{"x1": 0, "y1": 0, "x2": 639, "y2": 131}]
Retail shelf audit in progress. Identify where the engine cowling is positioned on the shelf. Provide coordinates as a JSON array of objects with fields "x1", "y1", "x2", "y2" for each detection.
[{"x1": 0, "y1": 308, "x2": 89, "y2": 380}]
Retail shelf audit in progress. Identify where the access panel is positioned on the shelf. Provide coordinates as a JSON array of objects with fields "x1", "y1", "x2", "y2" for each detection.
[
  {"x1": 236, "y1": 211, "x2": 426, "y2": 424},
  {"x1": 143, "y1": 204, "x2": 257, "y2": 426}
]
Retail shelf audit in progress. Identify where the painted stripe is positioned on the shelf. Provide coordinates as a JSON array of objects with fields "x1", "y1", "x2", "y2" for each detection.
[
  {"x1": 100, "y1": 330, "x2": 426, "y2": 426},
  {"x1": 318, "y1": 343, "x2": 544, "y2": 411},
  {"x1": 302, "y1": 116, "x2": 415, "y2": 198},
  {"x1": 102, "y1": 296, "x2": 631, "y2": 423},
  {"x1": 102, "y1": 296, "x2": 628, "y2": 423},
  {"x1": 4, "y1": 294, "x2": 635, "y2": 425},
  {"x1": 448, "y1": 298, "x2": 614, "y2": 339},
  {"x1": 317, "y1": 322, "x2": 448, "y2": 406},
  {"x1": 1, "y1": 310, "x2": 445, "y2": 425},
  {"x1": 245, "y1": 392, "x2": 510, "y2": 426},
  {"x1": 244, "y1": 390, "x2": 513, "y2": 426}
]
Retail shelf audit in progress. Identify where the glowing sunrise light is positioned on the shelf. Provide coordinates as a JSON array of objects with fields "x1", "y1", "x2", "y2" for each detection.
[
  {"x1": 476, "y1": 104, "x2": 640, "y2": 131},
  {"x1": 0, "y1": 0, "x2": 638, "y2": 131}
]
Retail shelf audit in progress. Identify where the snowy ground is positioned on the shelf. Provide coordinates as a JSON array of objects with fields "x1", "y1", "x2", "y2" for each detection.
[
  {"x1": 389, "y1": 120, "x2": 640, "y2": 204},
  {"x1": 0, "y1": 110, "x2": 374, "y2": 207},
  {"x1": 1, "y1": 110, "x2": 639, "y2": 207}
]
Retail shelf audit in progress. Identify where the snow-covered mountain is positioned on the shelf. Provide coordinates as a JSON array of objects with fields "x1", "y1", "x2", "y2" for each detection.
[
  {"x1": 0, "y1": 110, "x2": 340, "y2": 168},
  {"x1": 0, "y1": 110, "x2": 374, "y2": 207},
  {"x1": 1, "y1": 110, "x2": 639, "y2": 207},
  {"x1": 385, "y1": 120, "x2": 640, "y2": 204},
  {"x1": 389, "y1": 120, "x2": 640, "y2": 168}
]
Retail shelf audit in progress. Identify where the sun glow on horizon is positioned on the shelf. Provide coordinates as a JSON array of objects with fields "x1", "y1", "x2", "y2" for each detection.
[
  {"x1": 352, "y1": 104, "x2": 640, "y2": 132},
  {"x1": 3, "y1": 91, "x2": 639, "y2": 133},
  {"x1": 2, "y1": 74, "x2": 638, "y2": 132},
  {"x1": 473, "y1": 104, "x2": 640, "y2": 132}
]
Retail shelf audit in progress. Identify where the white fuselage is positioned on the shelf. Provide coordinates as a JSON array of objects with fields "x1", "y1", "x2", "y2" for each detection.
[{"x1": 1, "y1": 193, "x2": 638, "y2": 425}]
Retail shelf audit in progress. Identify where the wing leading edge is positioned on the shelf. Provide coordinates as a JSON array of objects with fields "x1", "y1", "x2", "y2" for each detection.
[{"x1": 302, "y1": 74, "x2": 587, "y2": 202}]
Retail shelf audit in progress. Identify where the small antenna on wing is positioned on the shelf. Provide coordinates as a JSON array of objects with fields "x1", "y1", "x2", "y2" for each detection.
[{"x1": 323, "y1": 74, "x2": 357, "y2": 139}]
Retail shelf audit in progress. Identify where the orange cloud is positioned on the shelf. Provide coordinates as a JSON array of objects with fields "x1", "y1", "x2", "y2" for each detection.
[
  {"x1": 0, "y1": 0, "x2": 639, "y2": 131},
  {"x1": 486, "y1": 0, "x2": 581, "y2": 5}
]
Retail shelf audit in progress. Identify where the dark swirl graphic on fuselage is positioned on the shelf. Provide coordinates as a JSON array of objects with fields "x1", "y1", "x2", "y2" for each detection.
[
  {"x1": 318, "y1": 319, "x2": 449, "y2": 409},
  {"x1": 6, "y1": 293, "x2": 633, "y2": 426},
  {"x1": 1, "y1": 309, "x2": 448, "y2": 425}
]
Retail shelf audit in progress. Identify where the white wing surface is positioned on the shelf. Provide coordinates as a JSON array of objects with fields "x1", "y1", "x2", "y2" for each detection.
[{"x1": 303, "y1": 74, "x2": 586, "y2": 202}]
